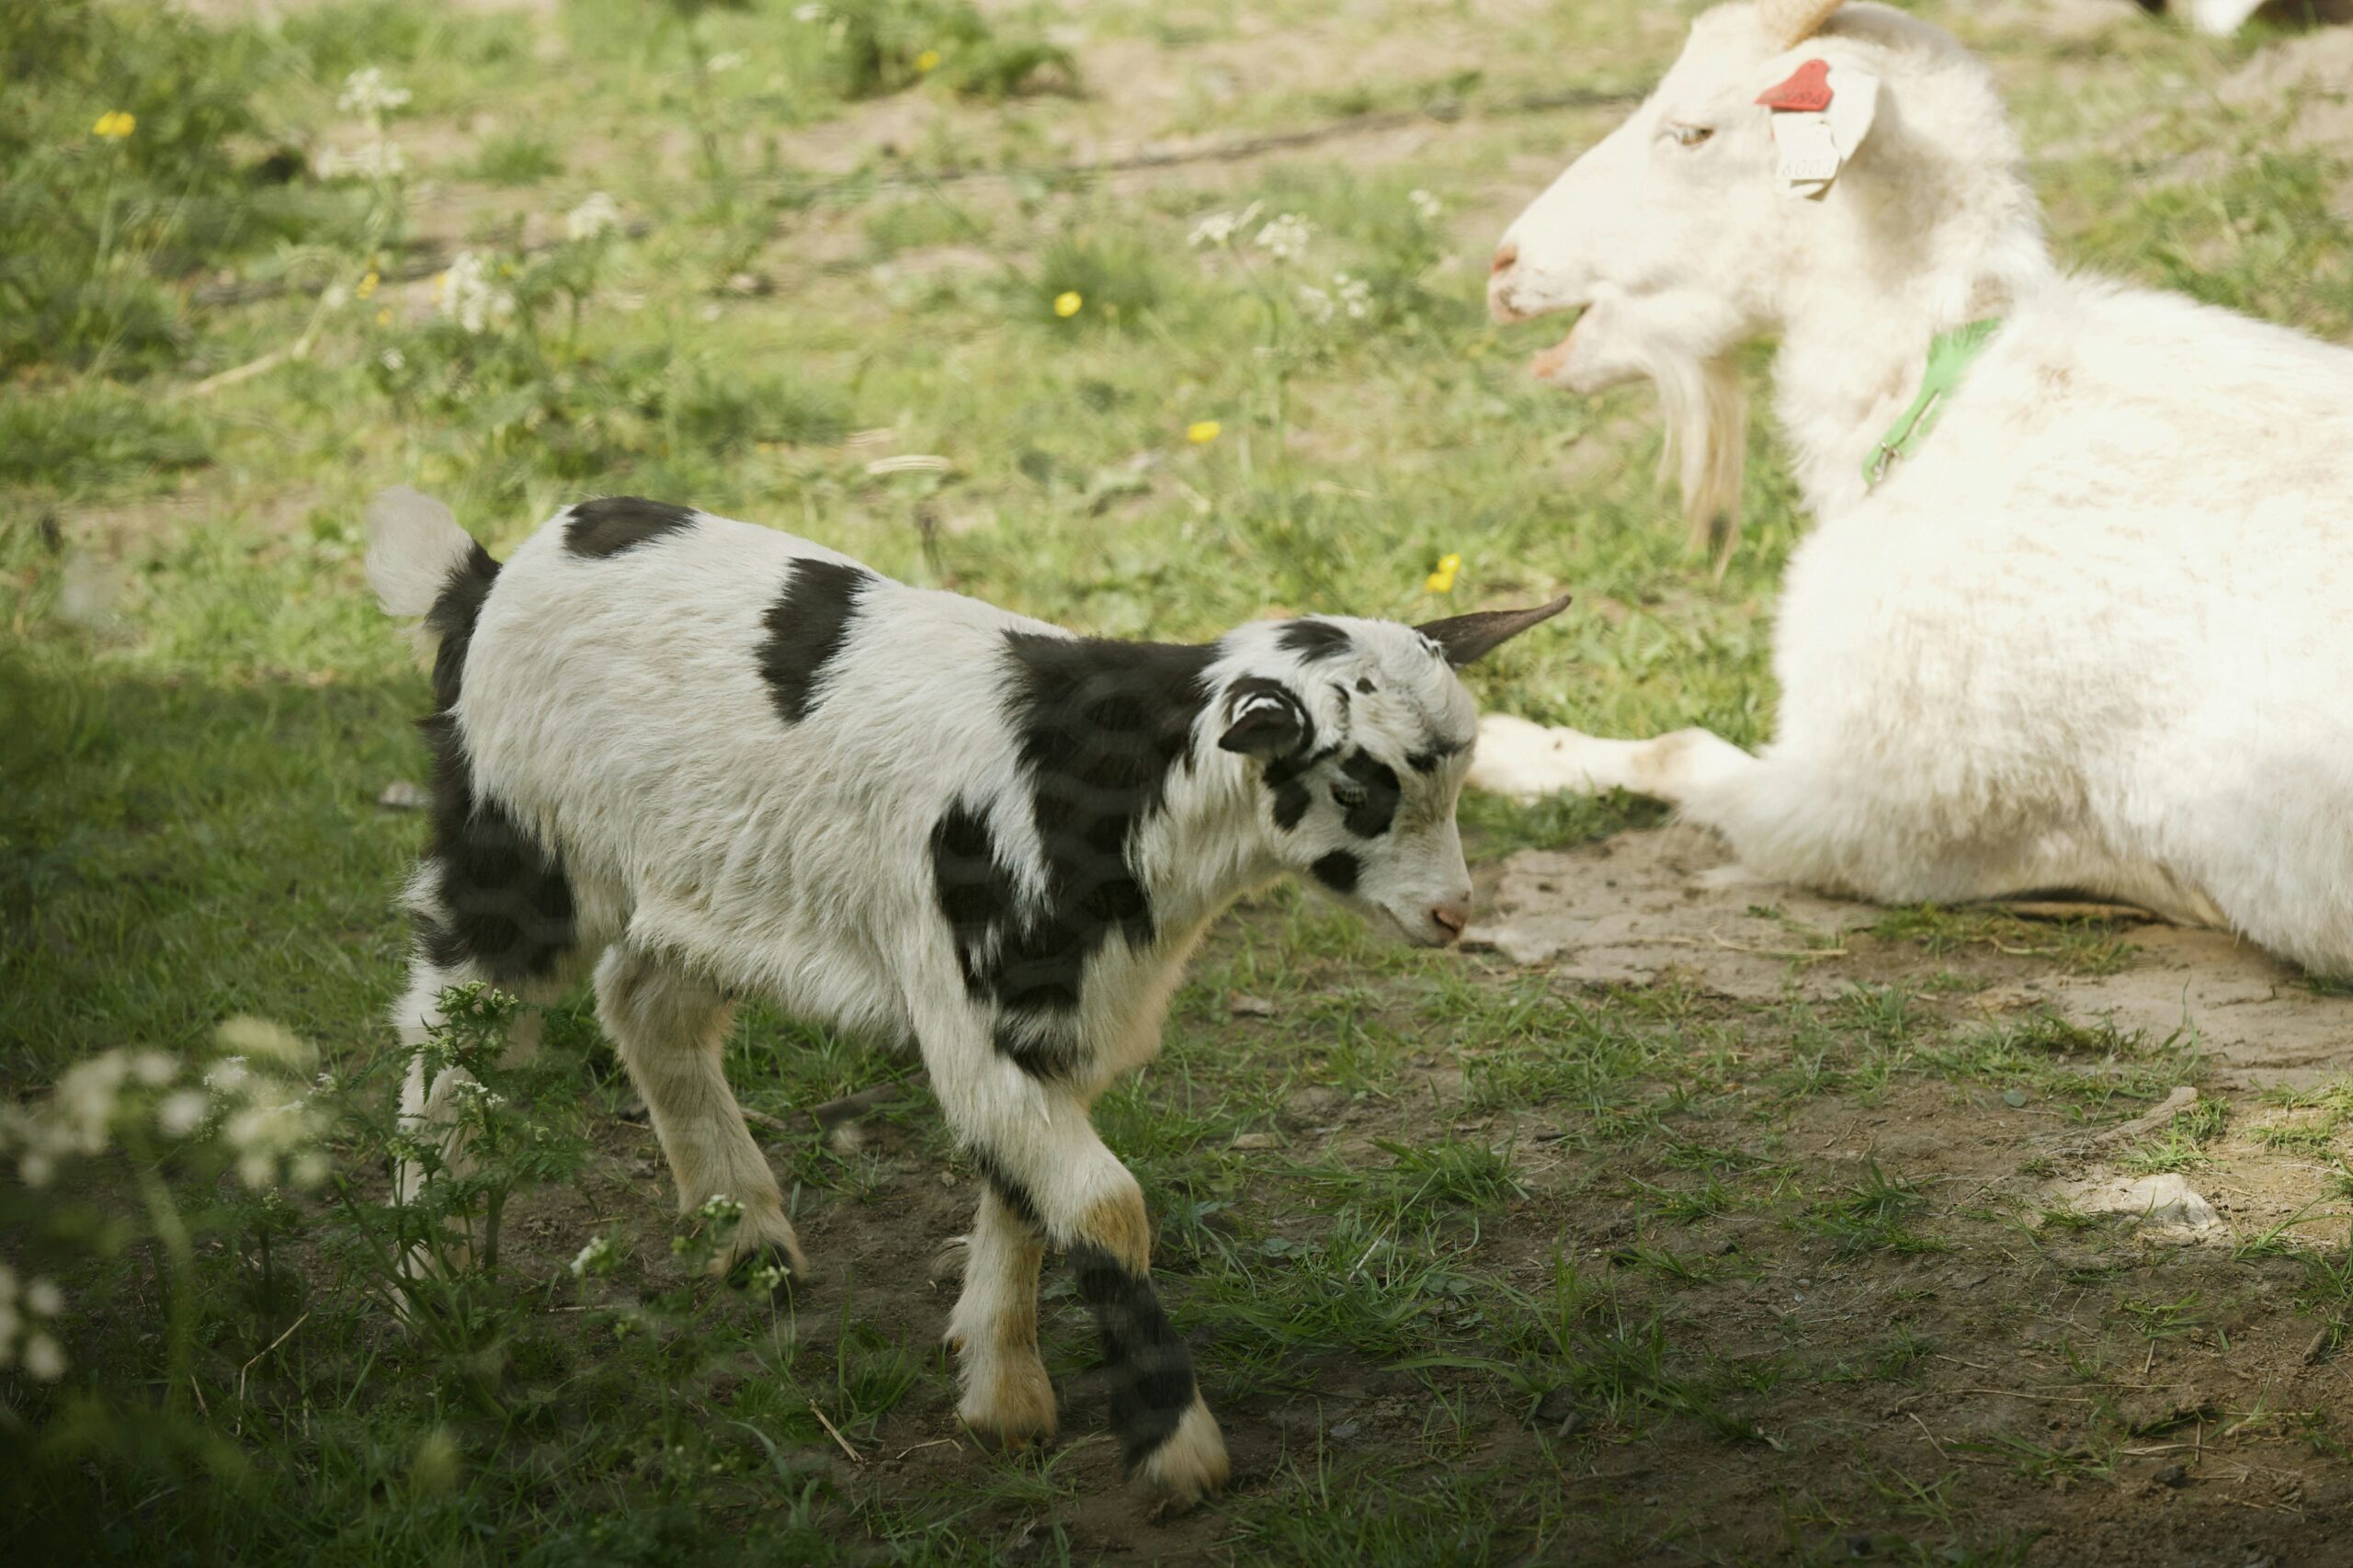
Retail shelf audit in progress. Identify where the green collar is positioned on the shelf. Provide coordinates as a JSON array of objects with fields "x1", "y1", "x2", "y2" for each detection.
[{"x1": 1864, "y1": 318, "x2": 2004, "y2": 487}]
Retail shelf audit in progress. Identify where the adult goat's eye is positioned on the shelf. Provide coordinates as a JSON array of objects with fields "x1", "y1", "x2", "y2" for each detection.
[
  {"x1": 1332, "y1": 779, "x2": 1368, "y2": 810},
  {"x1": 1665, "y1": 123, "x2": 1713, "y2": 148}
]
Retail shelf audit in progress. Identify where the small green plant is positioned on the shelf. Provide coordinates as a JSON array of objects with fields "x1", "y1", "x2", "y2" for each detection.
[
  {"x1": 467, "y1": 128, "x2": 564, "y2": 186},
  {"x1": 2118, "y1": 1095, "x2": 2227, "y2": 1174},
  {"x1": 812, "y1": 0, "x2": 1076, "y2": 101},
  {"x1": 1802, "y1": 1163, "x2": 1947, "y2": 1257}
]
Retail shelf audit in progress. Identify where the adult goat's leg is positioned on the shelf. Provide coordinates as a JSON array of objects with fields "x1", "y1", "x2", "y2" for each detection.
[
  {"x1": 594, "y1": 942, "x2": 807, "y2": 1284},
  {"x1": 1470, "y1": 713, "x2": 1756, "y2": 805}
]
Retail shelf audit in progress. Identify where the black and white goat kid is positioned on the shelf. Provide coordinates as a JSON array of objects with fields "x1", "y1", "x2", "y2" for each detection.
[{"x1": 366, "y1": 488, "x2": 1565, "y2": 1503}]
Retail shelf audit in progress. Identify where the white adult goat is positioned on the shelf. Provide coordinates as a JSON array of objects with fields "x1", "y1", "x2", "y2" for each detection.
[{"x1": 1475, "y1": 0, "x2": 2353, "y2": 977}]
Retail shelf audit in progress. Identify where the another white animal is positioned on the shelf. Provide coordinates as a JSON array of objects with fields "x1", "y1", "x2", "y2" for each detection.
[
  {"x1": 364, "y1": 486, "x2": 1564, "y2": 1502},
  {"x1": 1477, "y1": 0, "x2": 2353, "y2": 976}
]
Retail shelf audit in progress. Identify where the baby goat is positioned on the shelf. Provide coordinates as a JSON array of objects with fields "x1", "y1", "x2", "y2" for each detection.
[{"x1": 366, "y1": 488, "x2": 1563, "y2": 1502}]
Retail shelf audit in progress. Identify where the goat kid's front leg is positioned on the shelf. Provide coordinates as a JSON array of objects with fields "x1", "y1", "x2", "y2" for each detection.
[
  {"x1": 930, "y1": 1044, "x2": 1226, "y2": 1502},
  {"x1": 593, "y1": 944, "x2": 808, "y2": 1287},
  {"x1": 1469, "y1": 713, "x2": 1755, "y2": 807}
]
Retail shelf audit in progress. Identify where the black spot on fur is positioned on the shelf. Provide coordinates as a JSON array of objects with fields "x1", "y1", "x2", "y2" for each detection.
[
  {"x1": 1355, "y1": 677, "x2": 1376, "y2": 695},
  {"x1": 1336, "y1": 750, "x2": 1403, "y2": 837},
  {"x1": 1262, "y1": 742, "x2": 1338, "y2": 833},
  {"x1": 1278, "y1": 618, "x2": 1352, "y2": 664},
  {"x1": 1406, "y1": 737, "x2": 1467, "y2": 775},
  {"x1": 969, "y1": 1150, "x2": 1043, "y2": 1233},
  {"x1": 1311, "y1": 849, "x2": 1360, "y2": 895},
  {"x1": 927, "y1": 635, "x2": 1215, "y2": 1079},
  {"x1": 563, "y1": 496, "x2": 697, "y2": 559},
  {"x1": 758, "y1": 557, "x2": 875, "y2": 724},
  {"x1": 1069, "y1": 1242, "x2": 1197, "y2": 1468},
  {"x1": 414, "y1": 547, "x2": 576, "y2": 981}
]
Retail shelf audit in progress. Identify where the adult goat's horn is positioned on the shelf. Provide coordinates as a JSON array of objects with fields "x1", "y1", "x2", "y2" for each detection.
[{"x1": 1758, "y1": 0, "x2": 1844, "y2": 49}]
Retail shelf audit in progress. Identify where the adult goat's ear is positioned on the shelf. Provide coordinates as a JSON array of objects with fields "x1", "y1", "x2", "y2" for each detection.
[
  {"x1": 1218, "y1": 678, "x2": 1312, "y2": 761},
  {"x1": 1413, "y1": 595, "x2": 1572, "y2": 668},
  {"x1": 1757, "y1": 60, "x2": 1880, "y2": 199}
]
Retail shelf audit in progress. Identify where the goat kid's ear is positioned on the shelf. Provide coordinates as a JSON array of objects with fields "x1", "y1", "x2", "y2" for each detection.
[
  {"x1": 1218, "y1": 679, "x2": 1311, "y2": 762},
  {"x1": 1756, "y1": 62, "x2": 1880, "y2": 200},
  {"x1": 1413, "y1": 595, "x2": 1573, "y2": 668}
]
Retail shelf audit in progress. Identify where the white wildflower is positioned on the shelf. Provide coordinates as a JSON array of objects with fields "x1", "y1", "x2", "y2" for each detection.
[
  {"x1": 1296, "y1": 284, "x2": 1335, "y2": 325},
  {"x1": 222, "y1": 1089, "x2": 328, "y2": 1190},
  {"x1": 1334, "y1": 271, "x2": 1374, "y2": 320},
  {"x1": 22, "y1": 1334, "x2": 66, "y2": 1381},
  {"x1": 128, "y1": 1050, "x2": 177, "y2": 1086},
  {"x1": 314, "y1": 139, "x2": 407, "y2": 182},
  {"x1": 564, "y1": 190, "x2": 622, "y2": 244},
  {"x1": 695, "y1": 1193, "x2": 745, "y2": 1224},
  {"x1": 450, "y1": 1079, "x2": 506, "y2": 1109},
  {"x1": 0, "y1": 1267, "x2": 65, "y2": 1381},
  {"x1": 219, "y1": 1017, "x2": 313, "y2": 1072},
  {"x1": 53, "y1": 1054, "x2": 132, "y2": 1158},
  {"x1": 1409, "y1": 187, "x2": 1443, "y2": 222},
  {"x1": 204, "y1": 1055, "x2": 251, "y2": 1096},
  {"x1": 1188, "y1": 200, "x2": 1262, "y2": 250},
  {"x1": 1255, "y1": 212, "x2": 1314, "y2": 264},
  {"x1": 437, "y1": 251, "x2": 516, "y2": 335},
  {"x1": 337, "y1": 66, "x2": 413, "y2": 119},
  {"x1": 570, "y1": 1233, "x2": 617, "y2": 1278},
  {"x1": 156, "y1": 1087, "x2": 211, "y2": 1138},
  {"x1": 380, "y1": 347, "x2": 405, "y2": 370}
]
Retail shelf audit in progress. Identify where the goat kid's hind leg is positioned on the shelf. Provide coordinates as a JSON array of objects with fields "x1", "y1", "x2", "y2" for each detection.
[
  {"x1": 1469, "y1": 713, "x2": 1756, "y2": 807},
  {"x1": 943, "y1": 1183, "x2": 1056, "y2": 1448},
  {"x1": 392, "y1": 958, "x2": 548, "y2": 1219},
  {"x1": 593, "y1": 944, "x2": 807, "y2": 1287}
]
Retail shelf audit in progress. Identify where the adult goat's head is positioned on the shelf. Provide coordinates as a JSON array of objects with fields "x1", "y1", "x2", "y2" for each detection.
[{"x1": 1490, "y1": 1, "x2": 2033, "y2": 553}]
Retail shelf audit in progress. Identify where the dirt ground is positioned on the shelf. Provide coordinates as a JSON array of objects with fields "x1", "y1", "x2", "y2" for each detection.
[{"x1": 474, "y1": 825, "x2": 2353, "y2": 1564}]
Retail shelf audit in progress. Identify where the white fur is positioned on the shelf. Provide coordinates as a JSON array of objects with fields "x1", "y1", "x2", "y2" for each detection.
[
  {"x1": 363, "y1": 487, "x2": 474, "y2": 619},
  {"x1": 1478, "y1": 1, "x2": 2353, "y2": 976}
]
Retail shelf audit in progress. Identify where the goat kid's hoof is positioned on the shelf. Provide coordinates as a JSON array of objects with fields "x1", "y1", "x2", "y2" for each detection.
[
  {"x1": 955, "y1": 1355, "x2": 1059, "y2": 1450},
  {"x1": 1134, "y1": 1396, "x2": 1229, "y2": 1509}
]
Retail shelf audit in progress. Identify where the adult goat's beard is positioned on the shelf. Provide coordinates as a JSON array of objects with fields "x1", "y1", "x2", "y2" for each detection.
[{"x1": 1648, "y1": 350, "x2": 1749, "y2": 571}]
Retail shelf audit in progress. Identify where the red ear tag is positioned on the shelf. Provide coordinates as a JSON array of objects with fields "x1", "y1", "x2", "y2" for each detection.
[{"x1": 1756, "y1": 58, "x2": 1833, "y2": 113}]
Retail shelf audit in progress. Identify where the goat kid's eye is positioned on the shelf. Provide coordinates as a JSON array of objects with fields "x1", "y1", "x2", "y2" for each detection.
[
  {"x1": 1665, "y1": 123, "x2": 1713, "y2": 148},
  {"x1": 1332, "y1": 781, "x2": 1368, "y2": 810}
]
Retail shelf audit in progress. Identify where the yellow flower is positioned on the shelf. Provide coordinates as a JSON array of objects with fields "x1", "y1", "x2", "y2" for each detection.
[
  {"x1": 1052, "y1": 290, "x2": 1082, "y2": 318},
  {"x1": 1187, "y1": 420, "x2": 1221, "y2": 445},
  {"x1": 92, "y1": 110, "x2": 136, "y2": 141},
  {"x1": 375, "y1": 307, "x2": 392, "y2": 326},
  {"x1": 357, "y1": 270, "x2": 380, "y2": 300},
  {"x1": 1425, "y1": 551, "x2": 1461, "y2": 594},
  {"x1": 915, "y1": 49, "x2": 941, "y2": 73}
]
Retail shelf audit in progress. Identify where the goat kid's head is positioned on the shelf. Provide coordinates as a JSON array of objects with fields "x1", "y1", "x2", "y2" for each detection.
[
  {"x1": 1215, "y1": 598, "x2": 1569, "y2": 948},
  {"x1": 1490, "y1": 0, "x2": 2023, "y2": 548}
]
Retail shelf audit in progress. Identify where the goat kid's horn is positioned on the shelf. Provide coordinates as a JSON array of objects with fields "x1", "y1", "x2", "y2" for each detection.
[
  {"x1": 1414, "y1": 595, "x2": 1573, "y2": 668},
  {"x1": 1758, "y1": 0, "x2": 1844, "y2": 49}
]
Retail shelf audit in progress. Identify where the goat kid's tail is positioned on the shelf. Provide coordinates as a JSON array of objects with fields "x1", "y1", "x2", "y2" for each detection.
[{"x1": 364, "y1": 486, "x2": 493, "y2": 623}]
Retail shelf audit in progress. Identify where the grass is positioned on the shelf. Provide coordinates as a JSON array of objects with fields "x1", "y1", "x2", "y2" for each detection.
[{"x1": 7, "y1": 0, "x2": 2353, "y2": 1562}]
